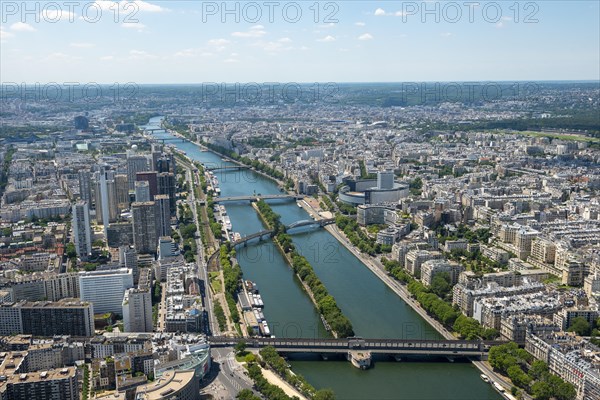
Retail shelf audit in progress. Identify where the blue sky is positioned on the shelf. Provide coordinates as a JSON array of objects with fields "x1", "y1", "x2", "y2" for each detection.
[{"x1": 1, "y1": 1, "x2": 599, "y2": 83}]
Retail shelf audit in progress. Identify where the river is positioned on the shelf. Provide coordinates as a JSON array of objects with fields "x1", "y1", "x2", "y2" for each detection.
[{"x1": 146, "y1": 117, "x2": 502, "y2": 400}]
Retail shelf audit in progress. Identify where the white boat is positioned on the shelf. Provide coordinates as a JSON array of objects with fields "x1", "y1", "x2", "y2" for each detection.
[
  {"x1": 480, "y1": 374, "x2": 490, "y2": 383},
  {"x1": 262, "y1": 321, "x2": 271, "y2": 336},
  {"x1": 493, "y1": 382, "x2": 505, "y2": 393}
]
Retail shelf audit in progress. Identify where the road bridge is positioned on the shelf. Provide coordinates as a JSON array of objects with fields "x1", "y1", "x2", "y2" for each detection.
[
  {"x1": 206, "y1": 165, "x2": 251, "y2": 171},
  {"x1": 208, "y1": 336, "x2": 503, "y2": 359},
  {"x1": 207, "y1": 218, "x2": 334, "y2": 265},
  {"x1": 212, "y1": 194, "x2": 304, "y2": 203}
]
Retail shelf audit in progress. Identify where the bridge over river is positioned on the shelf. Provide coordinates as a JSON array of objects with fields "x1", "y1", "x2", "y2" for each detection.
[
  {"x1": 207, "y1": 219, "x2": 336, "y2": 265},
  {"x1": 212, "y1": 194, "x2": 304, "y2": 203},
  {"x1": 208, "y1": 336, "x2": 504, "y2": 367}
]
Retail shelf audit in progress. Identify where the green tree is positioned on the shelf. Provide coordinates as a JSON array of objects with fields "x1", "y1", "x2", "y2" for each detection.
[
  {"x1": 65, "y1": 242, "x2": 77, "y2": 260},
  {"x1": 314, "y1": 389, "x2": 336, "y2": 400},
  {"x1": 234, "y1": 341, "x2": 247, "y2": 356},
  {"x1": 528, "y1": 360, "x2": 549, "y2": 380},
  {"x1": 567, "y1": 317, "x2": 591, "y2": 336},
  {"x1": 237, "y1": 389, "x2": 261, "y2": 400},
  {"x1": 430, "y1": 272, "x2": 452, "y2": 298}
]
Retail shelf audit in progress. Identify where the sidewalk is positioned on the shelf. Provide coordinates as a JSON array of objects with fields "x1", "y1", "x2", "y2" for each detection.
[{"x1": 260, "y1": 367, "x2": 309, "y2": 400}]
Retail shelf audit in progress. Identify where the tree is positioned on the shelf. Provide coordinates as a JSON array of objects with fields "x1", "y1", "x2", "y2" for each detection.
[
  {"x1": 430, "y1": 272, "x2": 452, "y2": 298},
  {"x1": 234, "y1": 341, "x2": 247, "y2": 355},
  {"x1": 65, "y1": 242, "x2": 77, "y2": 260},
  {"x1": 314, "y1": 389, "x2": 336, "y2": 400},
  {"x1": 528, "y1": 360, "x2": 549, "y2": 381},
  {"x1": 237, "y1": 389, "x2": 261, "y2": 400},
  {"x1": 567, "y1": 317, "x2": 591, "y2": 336}
]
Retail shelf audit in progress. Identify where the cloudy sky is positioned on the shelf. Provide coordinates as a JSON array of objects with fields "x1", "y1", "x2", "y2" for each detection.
[{"x1": 1, "y1": 1, "x2": 599, "y2": 83}]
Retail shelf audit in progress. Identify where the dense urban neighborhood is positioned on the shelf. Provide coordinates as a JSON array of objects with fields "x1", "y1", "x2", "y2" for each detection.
[{"x1": 0, "y1": 81, "x2": 599, "y2": 400}]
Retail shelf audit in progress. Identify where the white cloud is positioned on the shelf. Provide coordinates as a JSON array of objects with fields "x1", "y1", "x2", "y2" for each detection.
[
  {"x1": 355, "y1": 22, "x2": 366, "y2": 26},
  {"x1": 496, "y1": 22, "x2": 504, "y2": 28},
  {"x1": 278, "y1": 37, "x2": 292, "y2": 43},
  {"x1": 317, "y1": 35, "x2": 336, "y2": 42},
  {"x1": 70, "y1": 42, "x2": 95, "y2": 48},
  {"x1": 128, "y1": 49, "x2": 157, "y2": 60},
  {"x1": 223, "y1": 58, "x2": 239, "y2": 63},
  {"x1": 174, "y1": 48, "x2": 196, "y2": 57},
  {"x1": 92, "y1": 1, "x2": 168, "y2": 12},
  {"x1": 358, "y1": 33, "x2": 373, "y2": 41},
  {"x1": 10, "y1": 22, "x2": 36, "y2": 32},
  {"x1": 0, "y1": 28, "x2": 15, "y2": 41},
  {"x1": 128, "y1": 0, "x2": 168, "y2": 12},
  {"x1": 208, "y1": 38, "x2": 230, "y2": 46},
  {"x1": 100, "y1": 55, "x2": 114, "y2": 61},
  {"x1": 40, "y1": 9, "x2": 76, "y2": 21},
  {"x1": 121, "y1": 22, "x2": 146, "y2": 31},
  {"x1": 44, "y1": 52, "x2": 82, "y2": 61},
  {"x1": 440, "y1": 32, "x2": 453, "y2": 37},
  {"x1": 374, "y1": 9, "x2": 406, "y2": 17},
  {"x1": 253, "y1": 40, "x2": 293, "y2": 53},
  {"x1": 231, "y1": 26, "x2": 266, "y2": 38}
]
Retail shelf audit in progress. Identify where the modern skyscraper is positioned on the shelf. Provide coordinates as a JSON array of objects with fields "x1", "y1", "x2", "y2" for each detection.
[
  {"x1": 158, "y1": 236, "x2": 177, "y2": 259},
  {"x1": 157, "y1": 172, "x2": 176, "y2": 213},
  {"x1": 2, "y1": 366, "x2": 79, "y2": 400},
  {"x1": 94, "y1": 170, "x2": 119, "y2": 226},
  {"x1": 72, "y1": 201, "x2": 92, "y2": 261},
  {"x1": 127, "y1": 155, "x2": 149, "y2": 190},
  {"x1": 131, "y1": 201, "x2": 158, "y2": 255},
  {"x1": 78, "y1": 268, "x2": 134, "y2": 315},
  {"x1": 74, "y1": 115, "x2": 89, "y2": 130},
  {"x1": 156, "y1": 155, "x2": 171, "y2": 173},
  {"x1": 114, "y1": 173, "x2": 129, "y2": 210},
  {"x1": 136, "y1": 171, "x2": 158, "y2": 199},
  {"x1": 135, "y1": 180, "x2": 151, "y2": 202},
  {"x1": 119, "y1": 246, "x2": 139, "y2": 284},
  {"x1": 122, "y1": 288, "x2": 153, "y2": 332},
  {"x1": 19, "y1": 299, "x2": 95, "y2": 337},
  {"x1": 78, "y1": 170, "x2": 93, "y2": 204},
  {"x1": 155, "y1": 194, "x2": 171, "y2": 237}
]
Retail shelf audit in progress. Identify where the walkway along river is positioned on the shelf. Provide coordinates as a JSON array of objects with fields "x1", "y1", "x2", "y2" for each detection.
[{"x1": 148, "y1": 117, "x2": 502, "y2": 400}]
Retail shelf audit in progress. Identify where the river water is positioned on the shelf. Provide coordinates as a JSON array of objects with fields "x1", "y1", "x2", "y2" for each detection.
[{"x1": 147, "y1": 117, "x2": 502, "y2": 400}]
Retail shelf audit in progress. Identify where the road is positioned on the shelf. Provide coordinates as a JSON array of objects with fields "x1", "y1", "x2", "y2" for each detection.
[
  {"x1": 184, "y1": 164, "x2": 220, "y2": 337},
  {"x1": 201, "y1": 346, "x2": 257, "y2": 399}
]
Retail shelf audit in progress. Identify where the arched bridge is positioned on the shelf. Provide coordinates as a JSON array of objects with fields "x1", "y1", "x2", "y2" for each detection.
[
  {"x1": 212, "y1": 194, "x2": 304, "y2": 203},
  {"x1": 207, "y1": 218, "x2": 336, "y2": 265},
  {"x1": 206, "y1": 165, "x2": 250, "y2": 171},
  {"x1": 287, "y1": 218, "x2": 335, "y2": 230},
  {"x1": 207, "y1": 336, "x2": 504, "y2": 359}
]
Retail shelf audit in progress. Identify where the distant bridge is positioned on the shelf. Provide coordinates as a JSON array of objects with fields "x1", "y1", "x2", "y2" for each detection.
[
  {"x1": 207, "y1": 336, "x2": 503, "y2": 359},
  {"x1": 207, "y1": 218, "x2": 335, "y2": 265},
  {"x1": 212, "y1": 194, "x2": 304, "y2": 203},
  {"x1": 206, "y1": 165, "x2": 250, "y2": 171},
  {"x1": 149, "y1": 136, "x2": 188, "y2": 144}
]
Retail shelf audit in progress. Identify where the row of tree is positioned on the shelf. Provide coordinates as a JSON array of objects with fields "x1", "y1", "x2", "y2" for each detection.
[
  {"x1": 220, "y1": 245, "x2": 242, "y2": 324},
  {"x1": 381, "y1": 258, "x2": 498, "y2": 340},
  {"x1": 255, "y1": 201, "x2": 354, "y2": 338},
  {"x1": 335, "y1": 215, "x2": 391, "y2": 256},
  {"x1": 237, "y1": 346, "x2": 335, "y2": 400},
  {"x1": 202, "y1": 142, "x2": 286, "y2": 181},
  {"x1": 259, "y1": 347, "x2": 335, "y2": 399},
  {"x1": 489, "y1": 342, "x2": 576, "y2": 400}
]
